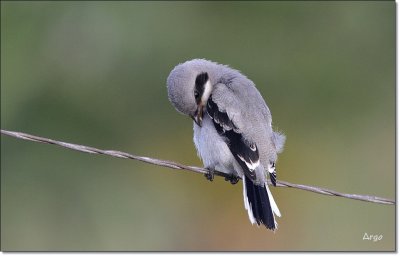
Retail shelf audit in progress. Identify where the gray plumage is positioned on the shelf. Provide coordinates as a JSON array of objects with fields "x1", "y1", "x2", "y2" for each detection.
[{"x1": 167, "y1": 59, "x2": 285, "y2": 230}]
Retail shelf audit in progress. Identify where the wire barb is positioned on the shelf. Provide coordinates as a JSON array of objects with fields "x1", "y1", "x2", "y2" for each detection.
[{"x1": 1, "y1": 129, "x2": 395, "y2": 205}]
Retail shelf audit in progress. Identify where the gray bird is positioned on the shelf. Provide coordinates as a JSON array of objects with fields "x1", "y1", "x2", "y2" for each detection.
[{"x1": 166, "y1": 59, "x2": 285, "y2": 230}]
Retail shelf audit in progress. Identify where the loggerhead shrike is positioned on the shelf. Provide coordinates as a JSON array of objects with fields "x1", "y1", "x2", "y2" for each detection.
[{"x1": 166, "y1": 59, "x2": 285, "y2": 230}]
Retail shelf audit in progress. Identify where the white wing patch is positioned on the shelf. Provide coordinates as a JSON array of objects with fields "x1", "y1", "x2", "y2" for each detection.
[
  {"x1": 268, "y1": 162, "x2": 275, "y2": 174},
  {"x1": 237, "y1": 155, "x2": 260, "y2": 171}
]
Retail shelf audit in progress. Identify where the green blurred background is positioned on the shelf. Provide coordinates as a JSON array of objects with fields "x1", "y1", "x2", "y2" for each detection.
[{"x1": 1, "y1": 1, "x2": 395, "y2": 251}]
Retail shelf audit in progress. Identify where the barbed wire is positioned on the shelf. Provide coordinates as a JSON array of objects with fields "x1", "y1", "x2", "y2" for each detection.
[{"x1": 1, "y1": 129, "x2": 395, "y2": 205}]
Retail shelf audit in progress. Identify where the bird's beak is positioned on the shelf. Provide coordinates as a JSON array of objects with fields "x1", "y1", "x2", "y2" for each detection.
[{"x1": 192, "y1": 104, "x2": 204, "y2": 127}]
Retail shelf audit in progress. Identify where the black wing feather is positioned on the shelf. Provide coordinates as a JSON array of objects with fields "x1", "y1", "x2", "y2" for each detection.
[
  {"x1": 207, "y1": 96, "x2": 259, "y2": 181},
  {"x1": 269, "y1": 162, "x2": 277, "y2": 187},
  {"x1": 270, "y1": 171, "x2": 277, "y2": 187}
]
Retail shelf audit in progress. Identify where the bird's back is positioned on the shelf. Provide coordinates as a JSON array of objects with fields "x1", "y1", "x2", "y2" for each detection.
[{"x1": 214, "y1": 69, "x2": 277, "y2": 168}]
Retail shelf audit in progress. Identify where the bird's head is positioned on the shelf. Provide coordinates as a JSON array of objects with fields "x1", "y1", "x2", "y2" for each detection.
[{"x1": 167, "y1": 59, "x2": 217, "y2": 127}]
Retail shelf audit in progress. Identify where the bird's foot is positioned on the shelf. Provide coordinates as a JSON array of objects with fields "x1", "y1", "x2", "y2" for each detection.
[
  {"x1": 204, "y1": 169, "x2": 215, "y2": 182},
  {"x1": 225, "y1": 174, "x2": 240, "y2": 185}
]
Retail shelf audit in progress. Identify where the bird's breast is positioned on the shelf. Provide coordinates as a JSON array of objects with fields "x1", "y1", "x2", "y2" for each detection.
[{"x1": 193, "y1": 114, "x2": 235, "y2": 171}]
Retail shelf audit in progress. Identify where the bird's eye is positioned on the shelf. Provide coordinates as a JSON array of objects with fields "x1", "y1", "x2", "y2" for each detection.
[{"x1": 194, "y1": 90, "x2": 200, "y2": 99}]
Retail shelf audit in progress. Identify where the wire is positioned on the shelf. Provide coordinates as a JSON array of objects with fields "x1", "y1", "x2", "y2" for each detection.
[{"x1": 1, "y1": 129, "x2": 394, "y2": 205}]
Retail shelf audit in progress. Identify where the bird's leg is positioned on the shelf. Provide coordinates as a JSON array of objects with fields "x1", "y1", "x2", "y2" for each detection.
[
  {"x1": 224, "y1": 174, "x2": 240, "y2": 185},
  {"x1": 204, "y1": 168, "x2": 215, "y2": 182}
]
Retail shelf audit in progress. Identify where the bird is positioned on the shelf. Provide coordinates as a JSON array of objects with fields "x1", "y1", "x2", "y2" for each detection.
[{"x1": 166, "y1": 59, "x2": 285, "y2": 230}]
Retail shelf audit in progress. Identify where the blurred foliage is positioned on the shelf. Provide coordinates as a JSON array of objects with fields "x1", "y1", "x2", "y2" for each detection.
[{"x1": 1, "y1": 1, "x2": 395, "y2": 251}]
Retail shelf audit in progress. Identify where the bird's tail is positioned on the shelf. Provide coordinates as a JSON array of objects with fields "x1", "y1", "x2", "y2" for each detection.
[{"x1": 242, "y1": 176, "x2": 281, "y2": 230}]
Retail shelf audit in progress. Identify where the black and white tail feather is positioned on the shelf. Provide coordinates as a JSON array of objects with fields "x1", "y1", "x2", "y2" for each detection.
[
  {"x1": 241, "y1": 161, "x2": 280, "y2": 230},
  {"x1": 207, "y1": 95, "x2": 281, "y2": 230},
  {"x1": 243, "y1": 177, "x2": 281, "y2": 230}
]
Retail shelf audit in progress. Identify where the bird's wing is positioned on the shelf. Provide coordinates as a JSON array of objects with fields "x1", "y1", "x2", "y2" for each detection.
[{"x1": 206, "y1": 84, "x2": 260, "y2": 181}]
